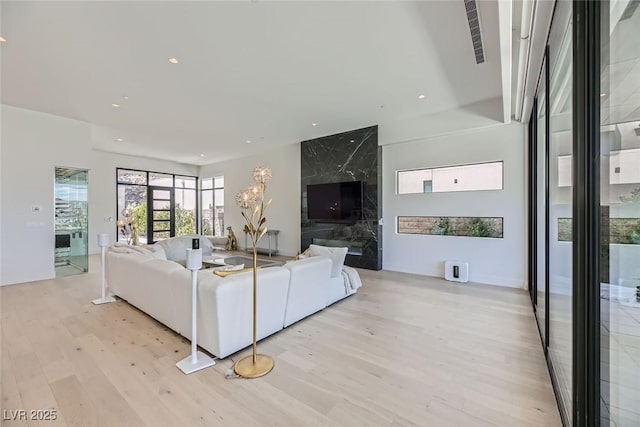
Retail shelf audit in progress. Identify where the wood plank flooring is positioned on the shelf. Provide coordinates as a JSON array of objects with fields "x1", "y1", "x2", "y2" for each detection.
[{"x1": 1, "y1": 256, "x2": 561, "y2": 426}]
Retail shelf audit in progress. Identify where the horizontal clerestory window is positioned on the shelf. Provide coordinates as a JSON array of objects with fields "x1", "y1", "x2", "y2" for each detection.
[{"x1": 397, "y1": 161, "x2": 503, "y2": 194}]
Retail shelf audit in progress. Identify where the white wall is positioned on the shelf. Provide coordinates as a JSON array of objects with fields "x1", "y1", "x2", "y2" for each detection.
[
  {"x1": 1, "y1": 105, "x2": 92, "y2": 285},
  {"x1": 199, "y1": 144, "x2": 301, "y2": 257},
  {"x1": 0, "y1": 105, "x2": 198, "y2": 285},
  {"x1": 382, "y1": 122, "x2": 526, "y2": 287}
]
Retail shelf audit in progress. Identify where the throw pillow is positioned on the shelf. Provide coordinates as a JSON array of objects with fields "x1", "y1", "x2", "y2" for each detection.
[{"x1": 308, "y1": 244, "x2": 348, "y2": 278}]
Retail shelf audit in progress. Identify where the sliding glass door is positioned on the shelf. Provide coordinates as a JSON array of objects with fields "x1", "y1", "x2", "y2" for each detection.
[
  {"x1": 600, "y1": 1, "x2": 640, "y2": 424},
  {"x1": 546, "y1": 2, "x2": 574, "y2": 421},
  {"x1": 529, "y1": 1, "x2": 640, "y2": 424}
]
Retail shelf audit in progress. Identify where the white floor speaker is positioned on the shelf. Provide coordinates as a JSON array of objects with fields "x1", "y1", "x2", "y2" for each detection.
[{"x1": 444, "y1": 261, "x2": 469, "y2": 283}]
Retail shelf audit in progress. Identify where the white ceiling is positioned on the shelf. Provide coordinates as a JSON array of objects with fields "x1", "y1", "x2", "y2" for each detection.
[{"x1": 1, "y1": 1, "x2": 512, "y2": 166}]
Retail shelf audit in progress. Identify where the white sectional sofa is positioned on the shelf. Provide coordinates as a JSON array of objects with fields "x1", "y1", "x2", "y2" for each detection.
[{"x1": 105, "y1": 239, "x2": 361, "y2": 358}]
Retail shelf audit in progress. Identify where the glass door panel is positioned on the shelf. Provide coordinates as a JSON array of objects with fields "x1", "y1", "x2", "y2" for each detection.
[
  {"x1": 153, "y1": 200, "x2": 171, "y2": 210},
  {"x1": 601, "y1": 1, "x2": 640, "y2": 425},
  {"x1": 153, "y1": 221, "x2": 170, "y2": 231},
  {"x1": 54, "y1": 167, "x2": 88, "y2": 277},
  {"x1": 547, "y1": 1, "x2": 573, "y2": 421},
  {"x1": 536, "y1": 58, "x2": 547, "y2": 344}
]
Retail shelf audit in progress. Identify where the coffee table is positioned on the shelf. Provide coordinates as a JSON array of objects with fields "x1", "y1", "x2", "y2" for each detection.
[{"x1": 202, "y1": 254, "x2": 282, "y2": 269}]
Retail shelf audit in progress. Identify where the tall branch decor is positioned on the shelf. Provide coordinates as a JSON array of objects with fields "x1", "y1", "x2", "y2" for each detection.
[{"x1": 233, "y1": 166, "x2": 274, "y2": 378}]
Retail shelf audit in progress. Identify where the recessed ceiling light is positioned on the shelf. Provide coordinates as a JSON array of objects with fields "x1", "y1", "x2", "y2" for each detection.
[
  {"x1": 600, "y1": 93, "x2": 606, "y2": 97},
  {"x1": 122, "y1": 95, "x2": 129, "y2": 100},
  {"x1": 169, "y1": 57, "x2": 179, "y2": 64},
  {"x1": 199, "y1": 153, "x2": 205, "y2": 157},
  {"x1": 350, "y1": 140, "x2": 355, "y2": 143},
  {"x1": 0, "y1": 37, "x2": 6, "y2": 43},
  {"x1": 418, "y1": 94, "x2": 425, "y2": 99},
  {"x1": 111, "y1": 103, "x2": 121, "y2": 108},
  {"x1": 246, "y1": 140, "x2": 252, "y2": 144},
  {"x1": 114, "y1": 138, "x2": 124, "y2": 142},
  {"x1": 311, "y1": 123, "x2": 317, "y2": 127}
]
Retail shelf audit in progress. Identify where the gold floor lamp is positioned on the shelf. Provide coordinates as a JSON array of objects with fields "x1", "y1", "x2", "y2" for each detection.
[{"x1": 233, "y1": 166, "x2": 274, "y2": 378}]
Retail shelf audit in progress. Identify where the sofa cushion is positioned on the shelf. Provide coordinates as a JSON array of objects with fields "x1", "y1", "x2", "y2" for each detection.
[
  {"x1": 110, "y1": 242, "x2": 154, "y2": 258},
  {"x1": 308, "y1": 244, "x2": 348, "y2": 278},
  {"x1": 148, "y1": 245, "x2": 167, "y2": 260}
]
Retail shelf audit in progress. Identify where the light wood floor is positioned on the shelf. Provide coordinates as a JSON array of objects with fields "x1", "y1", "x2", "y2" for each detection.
[{"x1": 1, "y1": 256, "x2": 561, "y2": 426}]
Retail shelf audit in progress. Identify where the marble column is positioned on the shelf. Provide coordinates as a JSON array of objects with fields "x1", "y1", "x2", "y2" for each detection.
[{"x1": 301, "y1": 125, "x2": 382, "y2": 270}]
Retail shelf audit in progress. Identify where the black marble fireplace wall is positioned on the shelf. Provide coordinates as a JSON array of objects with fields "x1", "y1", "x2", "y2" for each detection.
[{"x1": 300, "y1": 125, "x2": 382, "y2": 270}]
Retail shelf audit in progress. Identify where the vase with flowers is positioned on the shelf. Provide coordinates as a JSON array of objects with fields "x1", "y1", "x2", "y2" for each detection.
[{"x1": 117, "y1": 209, "x2": 138, "y2": 245}]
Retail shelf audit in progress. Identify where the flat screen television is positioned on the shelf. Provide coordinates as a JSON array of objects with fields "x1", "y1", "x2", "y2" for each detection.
[{"x1": 306, "y1": 181, "x2": 363, "y2": 220}]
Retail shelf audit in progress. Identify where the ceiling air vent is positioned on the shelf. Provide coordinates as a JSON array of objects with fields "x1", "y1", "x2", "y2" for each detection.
[{"x1": 464, "y1": 0, "x2": 485, "y2": 64}]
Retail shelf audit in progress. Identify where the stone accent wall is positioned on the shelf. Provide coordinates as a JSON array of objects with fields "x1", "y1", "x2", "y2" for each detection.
[{"x1": 300, "y1": 126, "x2": 382, "y2": 270}]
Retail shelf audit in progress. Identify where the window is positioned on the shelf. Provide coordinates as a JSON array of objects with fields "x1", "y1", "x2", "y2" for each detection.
[
  {"x1": 557, "y1": 155, "x2": 572, "y2": 187},
  {"x1": 117, "y1": 169, "x2": 149, "y2": 243},
  {"x1": 116, "y1": 168, "x2": 198, "y2": 243},
  {"x1": 397, "y1": 216, "x2": 503, "y2": 238},
  {"x1": 397, "y1": 161, "x2": 503, "y2": 194},
  {"x1": 175, "y1": 176, "x2": 197, "y2": 236},
  {"x1": 200, "y1": 176, "x2": 224, "y2": 236}
]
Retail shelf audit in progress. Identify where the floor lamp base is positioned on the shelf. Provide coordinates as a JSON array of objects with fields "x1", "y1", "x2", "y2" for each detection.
[
  {"x1": 234, "y1": 354, "x2": 274, "y2": 378},
  {"x1": 92, "y1": 296, "x2": 116, "y2": 305},
  {"x1": 176, "y1": 351, "x2": 216, "y2": 374}
]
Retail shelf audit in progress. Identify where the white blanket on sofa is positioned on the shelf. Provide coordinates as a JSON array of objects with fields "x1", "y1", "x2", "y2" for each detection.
[{"x1": 341, "y1": 266, "x2": 362, "y2": 293}]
